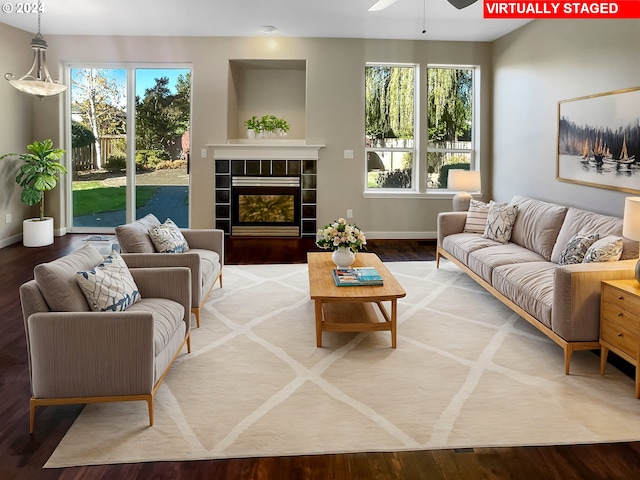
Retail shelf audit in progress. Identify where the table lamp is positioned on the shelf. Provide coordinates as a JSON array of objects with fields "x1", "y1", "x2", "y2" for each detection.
[
  {"x1": 448, "y1": 170, "x2": 481, "y2": 211},
  {"x1": 623, "y1": 197, "x2": 640, "y2": 283}
]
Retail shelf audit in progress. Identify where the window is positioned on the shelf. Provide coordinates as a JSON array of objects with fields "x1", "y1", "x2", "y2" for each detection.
[
  {"x1": 426, "y1": 66, "x2": 476, "y2": 190},
  {"x1": 365, "y1": 64, "x2": 416, "y2": 190}
]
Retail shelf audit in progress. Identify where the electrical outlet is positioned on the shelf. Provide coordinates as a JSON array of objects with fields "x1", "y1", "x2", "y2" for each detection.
[
  {"x1": 344, "y1": 150, "x2": 354, "y2": 159},
  {"x1": 5, "y1": 214, "x2": 11, "y2": 224},
  {"x1": 347, "y1": 209, "x2": 353, "y2": 219},
  {"x1": 201, "y1": 148, "x2": 208, "y2": 159}
]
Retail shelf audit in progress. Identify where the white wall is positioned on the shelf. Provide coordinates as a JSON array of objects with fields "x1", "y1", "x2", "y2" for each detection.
[
  {"x1": 29, "y1": 34, "x2": 492, "y2": 239},
  {"x1": 492, "y1": 19, "x2": 640, "y2": 217},
  {"x1": 0, "y1": 23, "x2": 38, "y2": 247}
]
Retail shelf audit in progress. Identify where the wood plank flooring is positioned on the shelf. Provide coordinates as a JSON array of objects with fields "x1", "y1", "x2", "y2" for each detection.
[{"x1": 1, "y1": 234, "x2": 640, "y2": 479}]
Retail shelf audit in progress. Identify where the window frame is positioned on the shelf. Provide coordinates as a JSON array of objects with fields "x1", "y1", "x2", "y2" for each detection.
[
  {"x1": 363, "y1": 63, "x2": 480, "y2": 199},
  {"x1": 364, "y1": 62, "x2": 419, "y2": 195}
]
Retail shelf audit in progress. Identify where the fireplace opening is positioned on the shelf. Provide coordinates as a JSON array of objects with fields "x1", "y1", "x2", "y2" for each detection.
[{"x1": 231, "y1": 177, "x2": 301, "y2": 236}]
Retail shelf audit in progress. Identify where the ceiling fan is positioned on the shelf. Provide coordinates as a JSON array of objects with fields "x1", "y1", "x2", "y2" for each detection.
[{"x1": 368, "y1": 0, "x2": 478, "y2": 11}]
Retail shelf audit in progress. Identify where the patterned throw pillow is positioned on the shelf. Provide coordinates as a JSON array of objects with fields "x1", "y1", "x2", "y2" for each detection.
[
  {"x1": 148, "y1": 218, "x2": 189, "y2": 253},
  {"x1": 463, "y1": 200, "x2": 491, "y2": 234},
  {"x1": 583, "y1": 235, "x2": 623, "y2": 263},
  {"x1": 558, "y1": 233, "x2": 599, "y2": 265},
  {"x1": 76, "y1": 252, "x2": 141, "y2": 312},
  {"x1": 483, "y1": 204, "x2": 518, "y2": 244}
]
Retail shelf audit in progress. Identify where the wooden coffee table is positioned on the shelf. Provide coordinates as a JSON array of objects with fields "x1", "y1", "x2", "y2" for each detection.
[{"x1": 307, "y1": 252, "x2": 406, "y2": 347}]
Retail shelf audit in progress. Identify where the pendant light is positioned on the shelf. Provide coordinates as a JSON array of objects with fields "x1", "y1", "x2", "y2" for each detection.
[{"x1": 5, "y1": 2, "x2": 67, "y2": 98}]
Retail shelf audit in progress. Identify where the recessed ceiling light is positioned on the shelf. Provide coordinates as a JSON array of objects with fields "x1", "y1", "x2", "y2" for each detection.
[{"x1": 261, "y1": 25, "x2": 276, "y2": 34}]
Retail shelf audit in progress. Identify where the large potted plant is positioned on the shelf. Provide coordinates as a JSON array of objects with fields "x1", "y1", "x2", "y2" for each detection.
[{"x1": 1, "y1": 139, "x2": 67, "y2": 247}]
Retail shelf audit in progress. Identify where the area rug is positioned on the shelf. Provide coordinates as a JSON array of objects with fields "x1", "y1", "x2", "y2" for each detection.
[{"x1": 45, "y1": 260, "x2": 640, "y2": 468}]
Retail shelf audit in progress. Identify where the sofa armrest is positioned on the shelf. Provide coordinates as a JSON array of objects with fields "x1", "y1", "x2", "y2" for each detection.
[
  {"x1": 437, "y1": 211, "x2": 468, "y2": 247},
  {"x1": 130, "y1": 267, "x2": 192, "y2": 327},
  {"x1": 121, "y1": 253, "x2": 201, "y2": 303},
  {"x1": 552, "y1": 259, "x2": 637, "y2": 341},
  {"x1": 181, "y1": 229, "x2": 225, "y2": 266},
  {"x1": 26, "y1": 312, "x2": 155, "y2": 398}
]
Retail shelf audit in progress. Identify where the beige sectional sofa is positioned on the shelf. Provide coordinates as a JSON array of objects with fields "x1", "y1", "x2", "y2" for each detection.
[{"x1": 437, "y1": 196, "x2": 639, "y2": 374}]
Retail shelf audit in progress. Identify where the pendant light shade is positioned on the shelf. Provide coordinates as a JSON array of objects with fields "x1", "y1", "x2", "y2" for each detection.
[{"x1": 5, "y1": 5, "x2": 67, "y2": 98}]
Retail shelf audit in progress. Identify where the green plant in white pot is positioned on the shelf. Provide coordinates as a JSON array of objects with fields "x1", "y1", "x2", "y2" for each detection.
[{"x1": 1, "y1": 139, "x2": 67, "y2": 247}]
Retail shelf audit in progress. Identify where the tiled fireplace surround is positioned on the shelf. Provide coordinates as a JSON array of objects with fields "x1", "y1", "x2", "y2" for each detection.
[{"x1": 210, "y1": 143, "x2": 323, "y2": 237}]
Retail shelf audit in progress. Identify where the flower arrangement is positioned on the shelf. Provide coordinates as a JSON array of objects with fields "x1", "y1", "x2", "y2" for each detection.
[{"x1": 316, "y1": 218, "x2": 367, "y2": 253}]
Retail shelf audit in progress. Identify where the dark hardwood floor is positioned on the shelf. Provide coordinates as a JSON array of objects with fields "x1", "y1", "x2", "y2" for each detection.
[{"x1": 2, "y1": 234, "x2": 640, "y2": 479}]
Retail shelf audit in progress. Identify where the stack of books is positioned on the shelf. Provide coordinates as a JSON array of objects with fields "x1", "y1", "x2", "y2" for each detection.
[{"x1": 332, "y1": 267, "x2": 384, "y2": 286}]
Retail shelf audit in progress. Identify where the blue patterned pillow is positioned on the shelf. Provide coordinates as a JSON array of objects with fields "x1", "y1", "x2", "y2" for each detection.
[
  {"x1": 559, "y1": 233, "x2": 599, "y2": 265},
  {"x1": 76, "y1": 252, "x2": 141, "y2": 312},
  {"x1": 148, "y1": 218, "x2": 189, "y2": 253}
]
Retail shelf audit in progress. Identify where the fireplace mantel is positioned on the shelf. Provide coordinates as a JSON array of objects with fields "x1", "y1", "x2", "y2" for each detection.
[{"x1": 207, "y1": 140, "x2": 324, "y2": 160}]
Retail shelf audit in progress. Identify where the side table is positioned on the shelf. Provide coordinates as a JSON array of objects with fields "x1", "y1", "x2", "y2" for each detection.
[{"x1": 600, "y1": 279, "x2": 640, "y2": 398}]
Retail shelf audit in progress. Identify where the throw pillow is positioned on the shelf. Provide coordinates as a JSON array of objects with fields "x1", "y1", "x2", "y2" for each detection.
[
  {"x1": 583, "y1": 235, "x2": 623, "y2": 263},
  {"x1": 76, "y1": 252, "x2": 142, "y2": 312},
  {"x1": 483, "y1": 204, "x2": 518, "y2": 244},
  {"x1": 463, "y1": 200, "x2": 491, "y2": 234},
  {"x1": 148, "y1": 218, "x2": 189, "y2": 253},
  {"x1": 558, "y1": 233, "x2": 599, "y2": 265}
]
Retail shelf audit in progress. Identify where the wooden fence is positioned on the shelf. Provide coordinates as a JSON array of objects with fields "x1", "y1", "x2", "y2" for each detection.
[{"x1": 72, "y1": 134, "x2": 184, "y2": 172}]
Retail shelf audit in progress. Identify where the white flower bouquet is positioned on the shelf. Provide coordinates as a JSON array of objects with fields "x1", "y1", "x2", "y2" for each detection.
[{"x1": 316, "y1": 218, "x2": 367, "y2": 253}]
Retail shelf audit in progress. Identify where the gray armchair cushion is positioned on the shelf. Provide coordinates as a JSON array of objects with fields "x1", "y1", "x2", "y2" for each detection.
[
  {"x1": 115, "y1": 213, "x2": 161, "y2": 253},
  {"x1": 33, "y1": 243, "x2": 104, "y2": 312}
]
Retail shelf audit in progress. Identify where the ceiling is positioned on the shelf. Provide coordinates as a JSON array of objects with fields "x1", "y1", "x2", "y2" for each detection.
[{"x1": 1, "y1": 0, "x2": 530, "y2": 42}]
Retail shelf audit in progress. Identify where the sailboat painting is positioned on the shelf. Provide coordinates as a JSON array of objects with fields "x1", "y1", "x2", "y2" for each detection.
[{"x1": 557, "y1": 86, "x2": 640, "y2": 194}]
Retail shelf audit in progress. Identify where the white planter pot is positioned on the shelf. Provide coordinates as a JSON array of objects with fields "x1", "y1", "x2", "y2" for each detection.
[{"x1": 23, "y1": 217, "x2": 54, "y2": 247}]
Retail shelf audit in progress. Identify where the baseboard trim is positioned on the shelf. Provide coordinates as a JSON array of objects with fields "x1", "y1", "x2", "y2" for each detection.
[
  {"x1": 0, "y1": 234, "x2": 22, "y2": 249},
  {"x1": 365, "y1": 231, "x2": 436, "y2": 240}
]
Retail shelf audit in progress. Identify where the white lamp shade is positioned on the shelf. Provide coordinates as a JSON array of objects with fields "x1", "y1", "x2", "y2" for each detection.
[
  {"x1": 448, "y1": 170, "x2": 481, "y2": 191},
  {"x1": 623, "y1": 197, "x2": 640, "y2": 241}
]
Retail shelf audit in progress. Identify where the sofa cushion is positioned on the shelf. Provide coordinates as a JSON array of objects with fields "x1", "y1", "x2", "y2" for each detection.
[
  {"x1": 76, "y1": 252, "x2": 142, "y2": 312},
  {"x1": 558, "y1": 233, "x2": 599, "y2": 265},
  {"x1": 583, "y1": 235, "x2": 624, "y2": 263},
  {"x1": 467, "y1": 243, "x2": 547, "y2": 283},
  {"x1": 191, "y1": 248, "x2": 221, "y2": 291},
  {"x1": 509, "y1": 196, "x2": 568, "y2": 261},
  {"x1": 483, "y1": 203, "x2": 518, "y2": 244},
  {"x1": 550, "y1": 207, "x2": 637, "y2": 262},
  {"x1": 127, "y1": 298, "x2": 185, "y2": 355},
  {"x1": 149, "y1": 218, "x2": 189, "y2": 253},
  {"x1": 34, "y1": 244, "x2": 105, "y2": 312},
  {"x1": 442, "y1": 233, "x2": 502, "y2": 265},
  {"x1": 492, "y1": 262, "x2": 558, "y2": 330},
  {"x1": 115, "y1": 214, "x2": 161, "y2": 253},
  {"x1": 463, "y1": 200, "x2": 491, "y2": 234}
]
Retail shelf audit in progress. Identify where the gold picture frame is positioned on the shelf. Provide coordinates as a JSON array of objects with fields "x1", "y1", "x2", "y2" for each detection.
[{"x1": 557, "y1": 86, "x2": 640, "y2": 194}]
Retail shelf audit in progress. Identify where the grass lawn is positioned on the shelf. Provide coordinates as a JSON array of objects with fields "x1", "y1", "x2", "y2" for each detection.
[{"x1": 73, "y1": 182, "x2": 159, "y2": 216}]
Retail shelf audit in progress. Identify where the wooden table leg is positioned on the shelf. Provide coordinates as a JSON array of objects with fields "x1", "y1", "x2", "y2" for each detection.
[
  {"x1": 391, "y1": 299, "x2": 397, "y2": 348},
  {"x1": 315, "y1": 299, "x2": 323, "y2": 347},
  {"x1": 600, "y1": 346, "x2": 609, "y2": 375}
]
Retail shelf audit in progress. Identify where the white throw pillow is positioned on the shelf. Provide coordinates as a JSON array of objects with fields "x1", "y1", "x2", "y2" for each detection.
[
  {"x1": 463, "y1": 200, "x2": 490, "y2": 234},
  {"x1": 558, "y1": 233, "x2": 599, "y2": 265},
  {"x1": 148, "y1": 218, "x2": 189, "y2": 253},
  {"x1": 583, "y1": 235, "x2": 623, "y2": 263},
  {"x1": 76, "y1": 252, "x2": 141, "y2": 312},
  {"x1": 483, "y1": 204, "x2": 518, "y2": 244}
]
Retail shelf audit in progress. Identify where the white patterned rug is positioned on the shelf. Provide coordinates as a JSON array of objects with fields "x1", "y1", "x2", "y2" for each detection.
[{"x1": 45, "y1": 261, "x2": 640, "y2": 468}]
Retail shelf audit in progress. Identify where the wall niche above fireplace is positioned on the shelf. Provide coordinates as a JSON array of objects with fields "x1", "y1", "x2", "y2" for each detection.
[{"x1": 228, "y1": 59, "x2": 306, "y2": 141}]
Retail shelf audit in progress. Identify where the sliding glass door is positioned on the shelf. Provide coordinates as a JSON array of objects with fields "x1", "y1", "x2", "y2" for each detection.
[{"x1": 68, "y1": 66, "x2": 191, "y2": 231}]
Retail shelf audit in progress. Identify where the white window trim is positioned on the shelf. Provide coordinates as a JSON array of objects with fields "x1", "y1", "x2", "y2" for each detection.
[{"x1": 364, "y1": 63, "x2": 419, "y2": 196}]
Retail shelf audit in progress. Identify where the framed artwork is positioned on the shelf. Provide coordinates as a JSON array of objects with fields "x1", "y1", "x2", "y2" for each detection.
[{"x1": 557, "y1": 86, "x2": 640, "y2": 194}]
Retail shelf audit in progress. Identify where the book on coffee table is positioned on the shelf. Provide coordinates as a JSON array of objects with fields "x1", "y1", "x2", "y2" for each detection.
[{"x1": 332, "y1": 267, "x2": 384, "y2": 286}]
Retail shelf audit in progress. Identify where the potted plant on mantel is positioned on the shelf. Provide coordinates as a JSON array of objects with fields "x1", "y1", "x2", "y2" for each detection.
[{"x1": 1, "y1": 139, "x2": 67, "y2": 247}]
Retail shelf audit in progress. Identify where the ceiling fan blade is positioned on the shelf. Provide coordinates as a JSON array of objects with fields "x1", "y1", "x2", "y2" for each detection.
[
  {"x1": 368, "y1": 0, "x2": 400, "y2": 12},
  {"x1": 447, "y1": 0, "x2": 479, "y2": 9}
]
